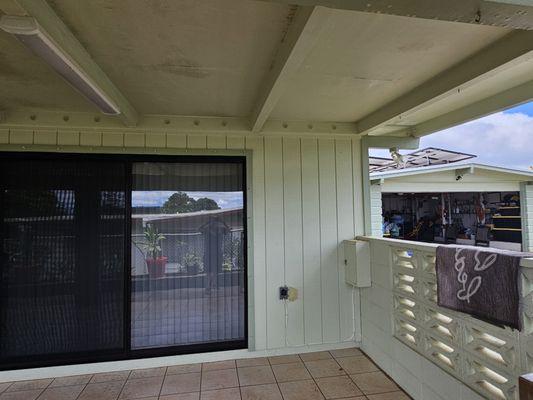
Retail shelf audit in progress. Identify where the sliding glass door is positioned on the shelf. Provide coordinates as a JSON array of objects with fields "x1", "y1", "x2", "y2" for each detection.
[{"x1": 0, "y1": 154, "x2": 246, "y2": 369}]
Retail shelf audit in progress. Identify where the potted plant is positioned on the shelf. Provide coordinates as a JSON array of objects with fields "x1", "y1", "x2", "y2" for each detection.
[
  {"x1": 182, "y1": 252, "x2": 200, "y2": 275},
  {"x1": 142, "y1": 225, "x2": 167, "y2": 279}
]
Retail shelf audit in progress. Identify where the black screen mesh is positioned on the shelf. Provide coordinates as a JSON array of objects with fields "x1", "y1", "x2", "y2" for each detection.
[{"x1": 0, "y1": 159, "x2": 126, "y2": 361}]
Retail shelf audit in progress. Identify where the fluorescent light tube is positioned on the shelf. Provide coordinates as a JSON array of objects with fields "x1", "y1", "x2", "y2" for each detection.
[{"x1": 0, "y1": 15, "x2": 120, "y2": 115}]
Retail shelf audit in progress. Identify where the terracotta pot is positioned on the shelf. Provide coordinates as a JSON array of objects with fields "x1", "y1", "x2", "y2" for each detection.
[{"x1": 146, "y1": 257, "x2": 167, "y2": 279}]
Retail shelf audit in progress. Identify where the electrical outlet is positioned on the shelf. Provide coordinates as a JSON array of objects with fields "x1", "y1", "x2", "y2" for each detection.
[
  {"x1": 279, "y1": 286, "x2": 289, "y2": 300},
  {"x1": 287, "y1": 287, "x2": 298, "y2": 302}
]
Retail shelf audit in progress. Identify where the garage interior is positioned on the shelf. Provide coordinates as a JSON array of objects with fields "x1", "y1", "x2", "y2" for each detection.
[{"x1": 382, "y1": 191, "x2": 522, "y2": 250}]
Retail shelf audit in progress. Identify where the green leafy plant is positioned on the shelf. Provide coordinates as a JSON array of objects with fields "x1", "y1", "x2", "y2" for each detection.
[
  {"x1": 142, "y1": 225, "x2": 166, "y2": 260},
  {"x1": 182, "y1": 252, "x2": 201, "y2": 274}
]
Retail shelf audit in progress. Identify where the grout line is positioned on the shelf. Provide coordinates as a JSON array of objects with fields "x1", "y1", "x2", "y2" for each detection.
[
  {"x1": 116, "y1": 371, "x2": 132, "y2": 400},
  {"x1": 72, "y1": 374, "x2": 94, "y2": 400},
  {"x1": 155, "y1": 368, "x2": 166, "y2": 399},
  {"x1": 298, "y1": 352, "x2": 329, "y2": 400}
]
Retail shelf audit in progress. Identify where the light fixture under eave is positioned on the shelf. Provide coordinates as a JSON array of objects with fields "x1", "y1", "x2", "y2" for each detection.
[{"x1": 0, "y1": 15, "x2": 121, "y2": 115}]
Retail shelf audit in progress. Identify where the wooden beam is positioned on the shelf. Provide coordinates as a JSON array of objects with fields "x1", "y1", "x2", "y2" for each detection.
[
  {"x1": 6, "y1": 0, "x2": 138, "y2": 126},
  {"x1": 259, "y1": 0, "x2": 533, "y2": 31},
  {"x1": 0, "y1": 109, "x2": 360, "y2": 136},
  {"x1": 401, "y1": 79, "x2": 533, "y2": 138},
  {"x1": 250, "y1": 6, "x2": 332, "y2": 133},
  {"x1": 355, "y1": 30, "x2": 533, "y2": 135},
  {"x1": 363, "y1": 136, "x2": 420, "y2": 150}
]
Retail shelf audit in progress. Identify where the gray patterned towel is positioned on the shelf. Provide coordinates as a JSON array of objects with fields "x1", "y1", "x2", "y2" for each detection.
[{"x1": 435, "y1": 245, "x2": 526, "y2": 330}]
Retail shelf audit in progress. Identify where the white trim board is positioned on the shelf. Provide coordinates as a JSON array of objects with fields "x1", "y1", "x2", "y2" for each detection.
[{"x1": 0, "y1": 341, "x2": 359, "y2": 383}]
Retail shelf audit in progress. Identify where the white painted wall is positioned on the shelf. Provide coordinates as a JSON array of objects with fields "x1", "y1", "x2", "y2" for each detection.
[
  {"x1": 248, "y1": 135, "x2": 364, "y2": 350},
  {"x1": 0, "y1": 129, "x2": 365, "y2": 358},
  {"x1": 360, "y1": 239, "x2": 487, "y2": 400}
]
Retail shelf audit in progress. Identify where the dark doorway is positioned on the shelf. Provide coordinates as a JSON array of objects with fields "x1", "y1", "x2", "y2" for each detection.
[{"x1": 0, "y1": 153, "x2": 247, "y2": 370}]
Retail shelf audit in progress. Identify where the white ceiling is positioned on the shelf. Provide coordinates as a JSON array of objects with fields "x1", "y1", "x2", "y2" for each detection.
[
  {"x1": 0, "y1": 0, "x2": 532, "y2": 136},
  {"x1": 270, "y1": 10, "x2": 508, "y2": 122}
]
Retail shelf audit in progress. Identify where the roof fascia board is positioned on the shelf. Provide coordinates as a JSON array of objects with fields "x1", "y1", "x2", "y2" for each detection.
[{"x1": 371, "y1": 163, "x2": 533, "y2": 180}]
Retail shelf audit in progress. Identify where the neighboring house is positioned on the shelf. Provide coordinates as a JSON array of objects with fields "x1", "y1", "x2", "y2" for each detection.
[{"x1": 370, "y1": 162, "x2": 533, "y2": 251}]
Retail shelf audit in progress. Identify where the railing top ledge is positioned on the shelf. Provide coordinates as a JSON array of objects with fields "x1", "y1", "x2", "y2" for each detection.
[
  {"x1": 355, "y1": 236, "x2": 533, "y2": 268},
  {"x1": 355, "y1": 235, "x2": 439, "y2": 251}
]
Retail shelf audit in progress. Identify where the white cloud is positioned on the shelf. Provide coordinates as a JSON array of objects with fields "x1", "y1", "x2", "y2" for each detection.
[
  {"x1": 132, "y1": 190, "x2": 243, "y2": 209},
  {"x1": 371, "y1": 111, "x2": 533, "y2": 170}
]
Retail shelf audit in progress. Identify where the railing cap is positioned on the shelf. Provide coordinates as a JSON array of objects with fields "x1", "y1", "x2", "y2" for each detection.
[{"x1": 356, "y1": 235, "x2": 533, "y2": 268}]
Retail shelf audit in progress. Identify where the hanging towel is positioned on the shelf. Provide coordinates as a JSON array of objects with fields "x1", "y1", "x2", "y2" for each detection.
[{"x1": 435, "y1": 245, "x2": 525, "y2": 330}]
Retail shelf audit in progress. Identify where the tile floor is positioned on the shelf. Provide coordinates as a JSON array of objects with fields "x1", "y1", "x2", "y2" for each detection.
[{"x1": 0, "y1": 348, "x2": 411, "y2": 400}]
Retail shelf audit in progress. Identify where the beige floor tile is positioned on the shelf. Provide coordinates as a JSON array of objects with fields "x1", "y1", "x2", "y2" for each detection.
[
  {"x1": 160, "y1": 373, "x2": 201, "y2": 396},
  {"x1": 200, "y1": 387, "x2": 241, "y2": 400},
  {"x1": 6, "y1": 380, "x2": 52, "y2": 392},
  {"x1": 201, "y1": 369, "x2": 238, "y2": 391},
  {"x1": 299, "y1": 352, "x2": 332, "y2": 362},
  {"x1": 78, "y1": 381, "x2": 126, "y2": 400},
  {"x1": 167, "y1": 364, "x2": 202, "y2": 375},
  {"x1": 159, "y1": 393, "x2": 199, "y2": 400},
  {"x1": 37, "y1": 385, "x2": 84, "y2": 400},
  {"x1": 315, "y1": 376, "x2": 363, "y2": 399},
  {"x1": 0, "y1": 390, "x2": 43, "y2": 400},
  {"x1": 90, "y1": 371, "x2": 130, "y2": 383},
  {"x1": 50, "y1": 375, "x2": 92, "y2": 387},
  {"x1": 329, "y1": 348, "x2": 363, "y2": 359},
  {"x1": 350, "y1": 371, "x2": 399, "y2": 395},
  {"x1": 78, "y1": 381, "x2": 125, "y2": 400},
  {"x1": 202, "y1": 360, "x2": 235, "y2": 371},
  {"x1": 119, "y1": 376, "x2": 163, "y2": 399},
  {"x1": 271, "y1": 363, "x2": 311, "y2": 383},
  {"x1": 304, "y1": 359, "x2": 344, "y2": 378},
  {"x1": 336, "y1": 356, "x2": 379, "y2": 375},
  {"x1": 278, "y1": 380, "x2": 324, "y2": 400},
  {"x1": 366, "y1": 391, "x2": 411, "y2": 400},
  {"x1": 240, "y1": 383, "x2": 282, "y2": 400},
  {"x1": 237, "y1": 366, "x2": 275, "y2": 386},
  {"x1": 236, "y1": 358, "x2": 269, "y2": 368},
  {"x1": 129, "y1": 367, "x2": 167, "y2": 379},
  {"x1": 0, "y1": 384, "x2": 11, "y2": 394},
  {"x1": 267, "y1": 355, "x2": 300, "y2": 365}
]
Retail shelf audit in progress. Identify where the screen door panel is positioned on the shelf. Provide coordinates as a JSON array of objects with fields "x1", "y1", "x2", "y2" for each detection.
[
  {"x1": 0, "y1": 159, "x2": 126, "y2": 361},
  {"x1": 131, "y1": 161, "x2": 245, "y2": 349}
]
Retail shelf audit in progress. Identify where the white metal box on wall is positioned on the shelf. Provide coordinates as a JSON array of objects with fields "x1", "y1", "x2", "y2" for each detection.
[{"x1": 343, "y1": 240, "x2": 371, "y2": 287}]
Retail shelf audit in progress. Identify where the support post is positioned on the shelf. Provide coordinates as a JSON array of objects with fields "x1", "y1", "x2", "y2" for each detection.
[
  {"x1": 361, "y1": 136, "x2": 420, "y2": 235},
  {"x1": 520, "y1": 374, "x2": 533, "y2": 400}
]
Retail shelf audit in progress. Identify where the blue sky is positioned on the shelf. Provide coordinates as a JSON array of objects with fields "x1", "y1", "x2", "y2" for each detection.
[
  {"x1": 370, "y1": 101, "x2": 533, "y2": 171},
  {"x1": 132, "y1": 191, "x2": 243, "y2": 209}
]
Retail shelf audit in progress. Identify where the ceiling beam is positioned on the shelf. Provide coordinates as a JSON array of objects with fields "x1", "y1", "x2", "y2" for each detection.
[
  {"x1": 402, "y1": 79, "x2": 533, "y2": 138},
  {"x1": 354, "y1": 30, "x2": 533, "y2": 135},
  {"x1": 250, "y1": 6, "x2": 332, "y2": 133},
  {"x1": 0, "y1": 109, "x2": 359, "y2": 136},
  {"x1": 3, "y1": 0, "x2": 138, "y2": 126},
  {"x1": 259, "y1": 0, "x2": 533, "y2": 30}
]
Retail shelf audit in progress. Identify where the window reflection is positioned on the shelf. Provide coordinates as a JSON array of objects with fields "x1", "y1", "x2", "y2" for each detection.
[{"x1": 131, "y1": 162, "x2": 245, "y2": 349}]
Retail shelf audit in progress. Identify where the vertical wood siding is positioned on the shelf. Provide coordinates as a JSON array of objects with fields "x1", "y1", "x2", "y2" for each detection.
[{"x1": 0, "y1": 129, "x2": 364, "y2": 350}]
